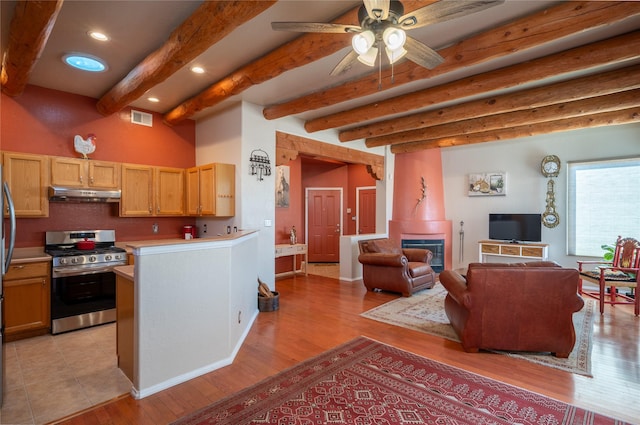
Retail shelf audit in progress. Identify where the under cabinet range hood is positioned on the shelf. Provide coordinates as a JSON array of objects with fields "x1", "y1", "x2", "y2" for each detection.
[{"x1": 49, "y1": 186, "x2": 121, "y2": 203}]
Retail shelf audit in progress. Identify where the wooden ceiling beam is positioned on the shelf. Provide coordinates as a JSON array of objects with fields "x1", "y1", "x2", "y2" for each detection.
[
  {"x1": 1, "y1": 0, "x2": 63, "y2": 97},
  {"x1": 163, "y1": 1, "x2": 433, "y2": 125},
  {"x1": 276, "y1": 132, "x2": 384, "y2": 180},
  {"x1": 367, "y1": 89, "x2": 640, "y2": 148},
  {"x1": 262, "y1": 1, "x2": 639, "y2": 123},
  {"x1": 96, "y1": 1, "x2": 276, "y2": 116},
  {"x1": 341, "y1": 42, "x2": 640, "y2": 143},
  {"x1": 390, "y1": 107, "x2": 640, "y2": 154}
]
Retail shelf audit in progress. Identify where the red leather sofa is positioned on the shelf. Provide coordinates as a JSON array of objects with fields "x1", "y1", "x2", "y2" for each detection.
[
  {"x1": 358, "y1": 238, "x2": 436, "y2": 297},
  {"x1": 439, "y1": 262, "x2": 584, "y2": 358}
]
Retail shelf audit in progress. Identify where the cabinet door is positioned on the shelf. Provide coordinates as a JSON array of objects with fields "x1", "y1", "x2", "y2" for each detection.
[
  {"x1": 4, "y1": 276, "x2": 50, "y2": 338},
  {"x1": 198, "y1": 164, "x2": 216, "y2": 216},
  {"x1": 155, "y1": 167, "x2": 184, "y2": 215},
  {"x1": 51, "y1": 157, "x2": 86, "y2": 187},
  {"x1": 120, "y1": 164, "x2": 154, "y2": 216},
  {"x1": 215, "y1": 163, "x2": 235, "y2": 217},
  {"x1": 89, "y1": 161, "x2": 120, "y2": 188},
  {"x1": 3, "y1": 152, "x2": 49, "y2": 217},
  {"x1": 186, "y1": 167, "x2": 201, "y2": 216}
]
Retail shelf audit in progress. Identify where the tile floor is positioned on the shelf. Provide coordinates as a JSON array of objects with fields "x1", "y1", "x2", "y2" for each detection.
[{"x1": 1, "y1": 323, "x2": 132, "y2": 425}]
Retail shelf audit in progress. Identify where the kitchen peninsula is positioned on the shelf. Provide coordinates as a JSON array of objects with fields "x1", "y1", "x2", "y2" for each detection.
[{"x1": 115, "y1": 230, "x2": 259, "y2": 399}]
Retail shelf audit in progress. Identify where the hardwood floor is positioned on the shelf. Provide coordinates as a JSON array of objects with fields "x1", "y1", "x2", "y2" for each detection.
[{"x1": 55, "y1": 274, "x2": 640, "y2": 425}]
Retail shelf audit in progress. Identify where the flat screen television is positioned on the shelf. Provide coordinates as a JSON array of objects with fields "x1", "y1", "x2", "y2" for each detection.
[{"x1": 489, "y1": 213, "x2": 542, "y2": 243}]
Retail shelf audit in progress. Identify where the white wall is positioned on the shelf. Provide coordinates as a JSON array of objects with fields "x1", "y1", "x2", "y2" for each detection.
[{"x1": 441, "y1": 122, "x2": 640, "y2": 269}]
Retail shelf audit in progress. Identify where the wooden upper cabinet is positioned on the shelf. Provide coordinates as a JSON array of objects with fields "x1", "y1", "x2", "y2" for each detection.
[
  {"x1": 155, "y1": 167, "x2": 184, "y2": 216},
  {"x1": 51, "y1": 157, "x2": 120, "y2": 189},
  {"x1": 186, "y1": 166, "x2": 201, "y2": 216},
  {"x1": 214, "y1": 163, "x2": 235, "y2": 217},
  {"x1": 2, "y1": 152, "x2": 49, "y2": 217},
  {"x1": 186, "y1": 163, "x2": 235, "y2": 217},
  {"x1": 120, "y1": 164, "x2": 184, "y2": 217},
  {"x1": 120, "y1": 164, "x2": 154, "y2": 216}
]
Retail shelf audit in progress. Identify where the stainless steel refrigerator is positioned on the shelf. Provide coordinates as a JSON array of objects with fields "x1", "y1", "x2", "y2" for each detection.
[{"x1": 1, "y1": 168, "x2": 17, "y2": 406}]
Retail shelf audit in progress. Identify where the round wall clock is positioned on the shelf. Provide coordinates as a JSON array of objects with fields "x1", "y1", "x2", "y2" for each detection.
[{"x1": 541, "y1": 155, "x2": 561, "y2": 178}]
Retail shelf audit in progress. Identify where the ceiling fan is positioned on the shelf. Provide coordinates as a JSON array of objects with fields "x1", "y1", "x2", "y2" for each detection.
[{"x1": 272, "y1": 0, "x2": 504, "y2": 77}]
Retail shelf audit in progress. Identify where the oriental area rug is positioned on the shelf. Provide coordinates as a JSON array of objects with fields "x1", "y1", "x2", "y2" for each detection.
[
  {"x1": 171, "y1": 337, "x2": 628, "y2": 425},
  {"x1": 361, "y1": 283, "x2": 595, "y2": 376}
]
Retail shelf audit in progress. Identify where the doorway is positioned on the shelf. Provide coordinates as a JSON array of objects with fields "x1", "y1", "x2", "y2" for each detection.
[
  {"x1": 306, "y1": 188, "x2": 342, "y2": 262},
  {"x1": 356, "y1": 186, "x2": 376, "y2": 234}
]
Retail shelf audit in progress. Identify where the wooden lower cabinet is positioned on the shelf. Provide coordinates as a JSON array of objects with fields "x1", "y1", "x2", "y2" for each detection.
[
  {"x1": 116, "y1": 274, "x2": 134, "y2": 382},
  {"x1": 3, "y1": 261, "x2": 51, "y2": 341}
]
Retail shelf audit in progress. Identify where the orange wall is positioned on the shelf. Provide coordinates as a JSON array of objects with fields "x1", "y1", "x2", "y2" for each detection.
[
  {"x1": 1, "y1": 85, "x2": 197, "y2": 247},
  {"x1": 275, "y1": 157, "x2": 375, "y2": 273}
]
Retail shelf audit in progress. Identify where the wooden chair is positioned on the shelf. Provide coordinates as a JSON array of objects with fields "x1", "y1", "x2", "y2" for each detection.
[{"x1": 577, "y1": 236, "x2": 640, "y2": 316}]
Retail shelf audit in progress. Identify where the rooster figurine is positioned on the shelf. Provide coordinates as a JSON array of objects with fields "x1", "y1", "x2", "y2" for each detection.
[{"x1": 74, "y1": 134, "x2": 97, "y2": 159}]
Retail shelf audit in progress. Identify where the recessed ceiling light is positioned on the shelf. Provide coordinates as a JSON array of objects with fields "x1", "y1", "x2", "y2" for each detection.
[
  {"x1": 190, "y1": 66, "x2": 205, "y2": 74},
  {"x1": 88, "y1": 31, "x2": 109, "y2": 41},
  {"x1": 63, "y1": 53, "x2": 107, "y2": 72},
  {"x1": 148, "y1": 97, "x2": 160, "y2": 103}
]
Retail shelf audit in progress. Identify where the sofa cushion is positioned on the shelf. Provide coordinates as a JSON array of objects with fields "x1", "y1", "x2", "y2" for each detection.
[{"x1": 408, "y1": 262, "x2": 432, "y2": 278}]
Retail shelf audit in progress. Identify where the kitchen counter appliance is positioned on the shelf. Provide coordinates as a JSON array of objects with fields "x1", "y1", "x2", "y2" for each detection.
[
  {"x1": 1, "y1": 173, "x2": 17, "y2": 406},
  {"x1": 45, "y1": 230, "x2": 126, "y2": 334}
]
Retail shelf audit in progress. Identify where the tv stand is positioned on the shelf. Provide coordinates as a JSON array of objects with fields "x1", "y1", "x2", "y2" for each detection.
[{"x1": 478, "y1": 240, "x2": 548, "y2": 263}]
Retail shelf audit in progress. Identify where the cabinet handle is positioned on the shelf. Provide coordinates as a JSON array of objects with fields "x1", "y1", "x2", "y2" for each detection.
[
  {"x1": 90, "y1": 176, "x2": 94, "y2": 184},
  {"x1": 11, "y1": 265, "x2": 25, "y2": 270},
  {"x1": 149, "y1": 206, "x2": 152, "y2": 213},
  {"x1": 80, "y1": 175, "x2": 83, "y2": 184},
  {"x1": 157, "y1": 206, "x2": 160, "y2": 213}
]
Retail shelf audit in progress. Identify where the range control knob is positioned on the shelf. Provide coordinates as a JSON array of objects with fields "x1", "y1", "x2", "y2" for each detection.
[
  {"x1": 71, "y1": 257, "x2": 79, "y2": 264},
  {"x1": 105, "y1": 254, "x2": 112, "y2": 261},
  {"x1": 89, "y1": 255, "x2": 97, "y2": 262},
  {"x1": 59, "y1": 258, "x2": 67, "y2": 265}
]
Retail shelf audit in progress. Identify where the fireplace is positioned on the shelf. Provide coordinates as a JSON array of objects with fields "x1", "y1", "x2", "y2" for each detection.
[
  {"x1": 389, "y1": 150, "x2": 452, "y2": 271},
  {"x1": 402, "y1": 239, "x2": 444, "y2": 273}
]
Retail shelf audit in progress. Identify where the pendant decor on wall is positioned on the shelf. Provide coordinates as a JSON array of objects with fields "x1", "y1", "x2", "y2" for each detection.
[
  {"x1": 249, "y1": 149, "x2": 271, "y2": 181},
  {"x1": 540, "y1": 154, "x2": 561, "y2": 228}
]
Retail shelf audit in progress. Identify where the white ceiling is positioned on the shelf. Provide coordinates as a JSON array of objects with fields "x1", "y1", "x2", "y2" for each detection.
[{"x1": 1, "y1": 1, "x2": 638, "y2": 124}]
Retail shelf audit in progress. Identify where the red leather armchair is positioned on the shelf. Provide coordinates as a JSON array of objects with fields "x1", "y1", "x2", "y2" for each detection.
[
  {"x1": 439, "y1": 262, "x2": 584, "y2": 358},
  {"x1": 358, "y1": 238, "x2": 436, "y2": 297}
]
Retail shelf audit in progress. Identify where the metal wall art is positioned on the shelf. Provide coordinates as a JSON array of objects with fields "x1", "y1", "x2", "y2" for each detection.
[
  {"x1": 468, "y1": 171, "x2": 506, "y2": 196},
  {"x1": 249, "y1": 149, "x2": 271, "y2": 181}
]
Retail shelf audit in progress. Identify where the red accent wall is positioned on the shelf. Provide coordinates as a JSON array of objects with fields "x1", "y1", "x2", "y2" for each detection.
[
  {"x1": 1, "y1": 85, "x2": 197, "y2": 247},
  {"x1": 274, "y1": 157, "x2": 375, "y2": 274}
]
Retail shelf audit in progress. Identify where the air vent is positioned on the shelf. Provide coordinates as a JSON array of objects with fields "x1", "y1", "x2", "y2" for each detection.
[{"x1": 131, "y1": 110, "x2": 153, "y2": 127}]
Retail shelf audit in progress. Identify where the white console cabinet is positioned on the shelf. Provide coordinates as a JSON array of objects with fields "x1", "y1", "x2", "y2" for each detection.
[{"x1": 478, "y1": 240, "x2": 549, "y2": 263}]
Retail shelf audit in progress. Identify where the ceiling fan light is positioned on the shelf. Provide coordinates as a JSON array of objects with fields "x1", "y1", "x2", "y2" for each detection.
[
  {"x1": 385, "y1": 46, "x2": 407, "y2": 64},
  {"x1": 357, "y1": 46, "x2": 379, "y2": 67},
  {"x1": 352, "y1": 30, "x2": 375, "y2": 55},
  {"x1": 382, "y1": 27, "x2": 406, "y2": 50}
]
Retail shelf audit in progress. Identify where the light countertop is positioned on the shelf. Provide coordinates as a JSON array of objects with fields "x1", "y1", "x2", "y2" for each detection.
[
  {"x1": 122, "y1": 229, "x2": 257, "y2": 250},
  {"x1": 8, "y1": 247, "x2": 51, "y2": 264}
]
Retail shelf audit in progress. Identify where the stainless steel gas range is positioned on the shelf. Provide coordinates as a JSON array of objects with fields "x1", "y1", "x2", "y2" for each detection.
[{"x1": 45, "y1": 230, "x2": 127, "y2": 334}]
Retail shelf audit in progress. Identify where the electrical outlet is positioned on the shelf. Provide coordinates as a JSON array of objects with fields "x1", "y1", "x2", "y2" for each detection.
[{"x1": 152, "y1": 223, "x2": 159, "y2": 233}]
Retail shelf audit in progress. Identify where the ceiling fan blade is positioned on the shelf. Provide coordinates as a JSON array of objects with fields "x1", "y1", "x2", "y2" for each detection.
[
  {"x1": 399, "y1": 0, "x2": 504, "y2": 30},
  {"x1": 363, "y1": 0, "x2": 390, "y2": 20},
  {"x1": 330, "y1": 50, "x2": 359, "y2": 76},
  {"x1": 272, "y1": 22, "x2": 361, "y2": 34},
  {"x1": 404, "y1": 37, "x2": 445, "y2": 69}
]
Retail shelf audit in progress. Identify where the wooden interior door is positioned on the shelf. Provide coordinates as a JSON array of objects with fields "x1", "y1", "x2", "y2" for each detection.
[
  {"x1": 358, "y1": 187, "x2": 376, "y2": 234},
  {"x1": 307, "y1": 189, "x2": 341, "y2": 263}
]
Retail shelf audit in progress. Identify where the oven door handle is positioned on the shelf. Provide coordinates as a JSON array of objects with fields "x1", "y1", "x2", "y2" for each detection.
[{"x1": 52, "y1": 264, "x2": 124, "y2": 278}]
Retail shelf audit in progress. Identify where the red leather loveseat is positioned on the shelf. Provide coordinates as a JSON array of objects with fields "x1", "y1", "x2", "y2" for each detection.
[{"x1": 439, "y1": 262, "x2": 584, "y2": 358}]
